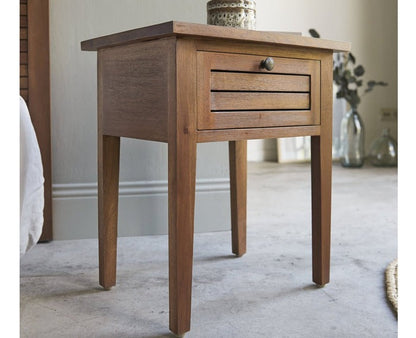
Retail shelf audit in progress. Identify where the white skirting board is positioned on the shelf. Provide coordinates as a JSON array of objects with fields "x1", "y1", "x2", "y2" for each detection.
[{"x1": 52, "y1": 179, "x2": 231, "y2": 240}]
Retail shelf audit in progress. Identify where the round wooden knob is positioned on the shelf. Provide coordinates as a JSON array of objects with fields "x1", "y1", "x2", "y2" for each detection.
[{"x1": 260, "y1": 57, "x2": 275, "y2": 71}]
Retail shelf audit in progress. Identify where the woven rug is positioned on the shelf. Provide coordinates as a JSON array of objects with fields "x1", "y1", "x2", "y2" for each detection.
[{"x1": 385, "y1": 259, "x2": 398, "y2": 313}]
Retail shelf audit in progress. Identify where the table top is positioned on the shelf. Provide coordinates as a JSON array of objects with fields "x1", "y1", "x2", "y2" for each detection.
[{"x1": 81, "y1": 21, "x2": 350, "y2": 52}]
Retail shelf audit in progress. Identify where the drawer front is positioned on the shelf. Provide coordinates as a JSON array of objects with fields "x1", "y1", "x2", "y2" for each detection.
[{"x1": 197, "y1": 52, "x2": 320, "y2": 130}]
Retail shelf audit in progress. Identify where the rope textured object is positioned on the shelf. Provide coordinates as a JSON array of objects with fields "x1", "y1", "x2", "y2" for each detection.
[{"x1": 385, "y1": 259, "x2": 398, "y2": 313}]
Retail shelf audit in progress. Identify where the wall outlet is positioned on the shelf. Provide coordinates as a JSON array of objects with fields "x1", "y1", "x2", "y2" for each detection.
[{"x1": 380, "y1": 108, "x2": 397, "y2": 121}]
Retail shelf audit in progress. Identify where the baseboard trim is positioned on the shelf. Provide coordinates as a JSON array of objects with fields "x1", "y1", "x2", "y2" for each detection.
[
  {"x1": 52, "y1": 178, "x2": 231, "y2": 240},
  {"x1": 53, "y1": 178, "x2": 230, "y2": 199}
]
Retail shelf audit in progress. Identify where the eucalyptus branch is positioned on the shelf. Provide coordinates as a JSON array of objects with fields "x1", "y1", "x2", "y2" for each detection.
[{"x1": 310, "y1": 28, "x2": 388, "y2": 111}]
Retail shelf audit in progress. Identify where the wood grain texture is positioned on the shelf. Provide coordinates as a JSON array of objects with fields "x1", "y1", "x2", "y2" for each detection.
[
  {"x1": 211, "y1": 92, "x2": 309, "y2": 111},
  {"x1": 81, "y1": 21, "x2": 350, "y2": 52},
  {"x1": 19, "y1": 0, "x2": 28, "y2": 101},
  {"x1": 97, "y1": 135, "x2": 120, "y2": 289},
  {"x1": 229, "y1": 140, "x2": 247, "y2": 256},
  {"x1": 20, "y1": 77, "x2": 28, "y2": 89},
  {"x1": 195, "y1": 39, "x2": 331, "y2": 61},
  {"x1": 20, "y1": 15, "x2": 28, "y2": 27},
  {"x1": 20, "y1": 27, "x2": 28, "y2": 39},
  {"x1": 202, "y1": 52, "x2": 318, "y2": 74},
  {"x1": 310, "y1": 57, "x2": 321, "y2": 126},
  {"x1": 197, "y1": 125, "x2": 321, "y2": 142},
  {"x1": 168, "y1": 39, "x2": 197, "y2": 336},
  {"x1": 20, "y1": 64, "x2": 28, "y2": 77},
  {"x1": 97, "y1": 51, "x2": 121, "y2": 289},
  {"x1": 203, "y1": 110, "x2": 320, "y2": 130},
  {"x1": 211, "y1": 72, "x2": 310, "y2": 92},
  {"x1": 99, "y1": 38, "x2": 174, "y2": 142},
  {"x1": 27, "y1": 0, "x2": 52, "y2": 241},
  {"x1": 197, "y1": 51, "x2": 320, "y2": 130},
  {"x1": 311, "y1": 52, "x2": 333, "y2": 286},
  {"x1": 82, "y1": 22, "x2": 348, "y2": 335},
  {"x1": 20, "y1": 39, "x2": 28, "y2": 52},
  {"x1": 20, "y1": 52, "x2": 28, "y2": 64},
  {"x1": 21, "y1": 89, "x2": 29, "y2": 101}
]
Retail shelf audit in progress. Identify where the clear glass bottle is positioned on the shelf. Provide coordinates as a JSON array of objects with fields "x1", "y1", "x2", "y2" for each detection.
[
  {"x1": 369, "y1": 128, "x2": 397, "y2": 167},
  {"x1": 339, "y1": 108, "x2": 365, "y2": 168}
]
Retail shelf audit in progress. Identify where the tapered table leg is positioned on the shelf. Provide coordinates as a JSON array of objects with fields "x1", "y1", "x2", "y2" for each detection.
[
  {"x1": 98, "y1": 134, "x2": 120, "y2": 290},
  {"x1": 168, "y1": 135, "x2": 197, "y2": 336},
  {"x1": 311, "y1": 135, "x2": 331, "y2": 286},
  {"x1": 167, "y1": 38, "x2": 198, "y2": 336},
  {"x1": 229, "y1": 140, "x2": 247, "y2": 257},
  {"x1": 310, "y1": 53, "x2": 333, "y2": 286}
]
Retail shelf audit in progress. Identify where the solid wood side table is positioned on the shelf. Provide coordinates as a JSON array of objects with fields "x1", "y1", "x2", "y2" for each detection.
[{"x1": 82, "y1": 21, "x2": 350, "y2": 336}]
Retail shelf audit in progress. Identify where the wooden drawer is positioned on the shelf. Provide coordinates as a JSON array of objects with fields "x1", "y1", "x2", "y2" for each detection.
[{"x1": 197, "y1": 52, "x2": 320, "y2": 130}]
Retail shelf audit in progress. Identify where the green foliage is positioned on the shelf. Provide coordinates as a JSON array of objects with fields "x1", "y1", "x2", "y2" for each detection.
[
  {"x1": 309, "y1": 28, "x2": 388, "y2": 110},
  {"x1": 365, "y1": 80, "x2": 388, "y2": 93},
  {"x1": 308, "y1": 29, "x2": 320, "y2": 38}
]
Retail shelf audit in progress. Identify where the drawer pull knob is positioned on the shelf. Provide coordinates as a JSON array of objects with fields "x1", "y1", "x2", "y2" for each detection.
[{"x1": 260, "y1": 57, "x2": 275, "y2": 71}]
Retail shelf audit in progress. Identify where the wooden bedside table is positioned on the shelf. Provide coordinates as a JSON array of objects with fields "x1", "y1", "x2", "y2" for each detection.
[{"x1": 81, "y1": 21, "x2": 350, "y2": 336}]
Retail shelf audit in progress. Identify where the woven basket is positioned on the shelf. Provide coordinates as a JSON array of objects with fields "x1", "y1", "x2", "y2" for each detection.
[{"x1": 207, "y1": 0, "x2": 256, "y2": 30}]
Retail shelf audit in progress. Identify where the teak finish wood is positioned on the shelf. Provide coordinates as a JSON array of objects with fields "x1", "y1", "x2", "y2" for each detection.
[
  {"x1": 211, "y1": 72, "x2": 310, "y2": 92},
  {"x1": 197, "y1": 125, "x2": 321, "y2": 143},
  {"x1": 81, "y1": 21, "x2": 350, "y2": 52},
  {"x1": 22, "y1": 0, "x2": 53, "y2": 242},
  {"x1": 81, "y1": 22, "x2": 350, "y2": 336},
  {"x1": 97, "y1": 135, "x2": 120, "y2": 289},
  {"x1": 195, "y1": 38, "x2": 331, "y2": 61},
  {"x1": 19, "y1": 0, "x2": 28, "y2": 98},
  {"x1": 20, "y1": 27, "x2": 28, "y2": 39},
  {"x1": 20, "y1": 77, "x2": 28, "y2": 89},
  {"x1": 20, "y1": 15, "x2": 28, "y2": 27},
  {"x1": 197, "y1": 51, "x2": 320, "y2": 130},
  {"x1": 20, "y1": 52, "x2": 28, "y2": 64},
  {"x1": 168, "y1": 39, "x2": 197, "y2": 336},
  {"x1": 97, "y1": 50, "x2": 121, "y2": 289},
  {"x1": 229, "y1": 140, "x2": 247, "y2": 256},
  {"x1": 311, "y1": 53, "x2": 333, "y2": 285},
  {"x1": 20, "y1": 64, "x2": 28, "y2": 77},
  {"x1": 210, "y1": 92, "x2": 310, "y2": 111},
  {"x1": 99, "y1": 38, "x2": 174, "y2": 142},
  {"x1": 20, "y1": 39, "x2": 28, "y2": 52}
]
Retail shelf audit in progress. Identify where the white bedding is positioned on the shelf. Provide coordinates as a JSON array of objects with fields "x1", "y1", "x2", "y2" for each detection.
[{"x1": 20, "y1": 96, "x2": 44, "y2": 256}]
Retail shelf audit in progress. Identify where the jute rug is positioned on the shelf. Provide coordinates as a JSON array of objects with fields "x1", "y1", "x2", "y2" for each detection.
[{"x1": 385, "y1": 259, "x2": 398, "y2": 313}]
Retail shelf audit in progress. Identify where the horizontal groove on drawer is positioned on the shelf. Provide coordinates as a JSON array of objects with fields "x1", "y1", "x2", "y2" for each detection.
[
  {"x1": 211, "y1": 69, "x2": 312, "y2": 76},
  {"x1": 211, "y1": 71, "x2": 310, "y2": 92},
  {"x1": 211, "y1": 90, "x2": 309, "y2": 93},
  {"x1": 211, "y1": 92, "x2": 310, "y2": 111},
  {"x1": 211, "y1": 108, "x2": 312, "y2": 112}
]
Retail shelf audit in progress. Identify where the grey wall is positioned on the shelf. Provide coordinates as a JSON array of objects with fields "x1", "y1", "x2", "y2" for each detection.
[
  {"x1": 251, "y1": 0, "x2": 398, "y2": 160},
  {"x1": 50, "y1": 0, "x2": 231, "y2": 239},
  {"x1": 50, "y1": 0, "x2": 397, "y2": 239},
  {"x1": 50, "y1": 0, "x2": 229, "y2": 185}
]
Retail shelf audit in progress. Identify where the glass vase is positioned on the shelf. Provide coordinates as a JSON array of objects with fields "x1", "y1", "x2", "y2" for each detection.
[
  {"x1": 339, "y1": 108, "x2": 365, "y2": 168},
  {"x1": 368, "y1": 128, "x2": 397, "y2": 167}
]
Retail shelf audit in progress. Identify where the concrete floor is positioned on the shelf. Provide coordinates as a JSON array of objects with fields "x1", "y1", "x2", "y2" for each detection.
[{"x1": 20, "y1": 162, "x2": 397, "y2": 337}]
